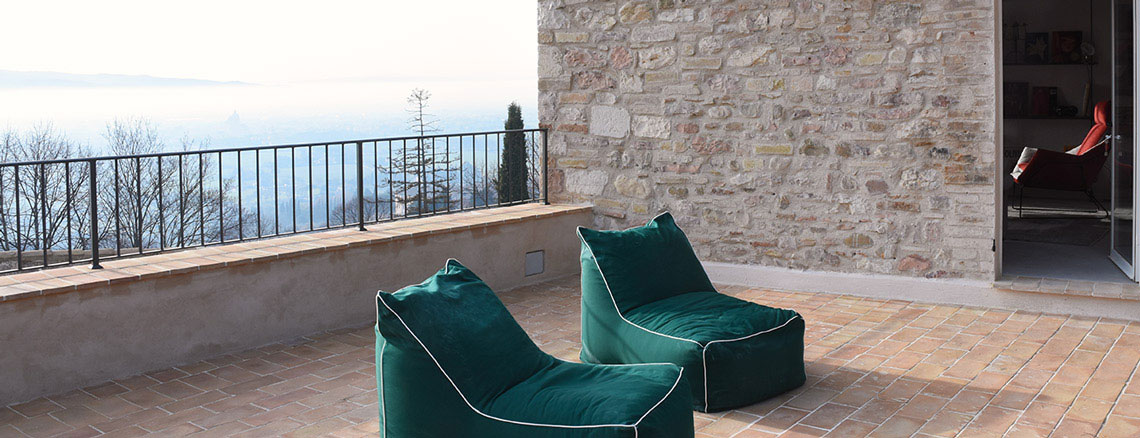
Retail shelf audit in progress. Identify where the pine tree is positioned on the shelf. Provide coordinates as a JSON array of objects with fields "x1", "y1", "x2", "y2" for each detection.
[{"x1": 495, "y1": 102, "x2": 529, "y2": 204}]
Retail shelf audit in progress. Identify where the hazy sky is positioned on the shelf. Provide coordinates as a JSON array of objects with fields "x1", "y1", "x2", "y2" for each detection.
[
  {"x1": 0, "y1": 1, "x2": 539, "y2": 145},
  {"x1": 0, "y1": 0, "x2": 537, "y2": 85}
]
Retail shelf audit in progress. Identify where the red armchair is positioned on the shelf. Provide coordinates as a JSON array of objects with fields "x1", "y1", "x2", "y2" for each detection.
[{"x1": 1010, "y1": 101, "x2": 1111, "y2": 216}]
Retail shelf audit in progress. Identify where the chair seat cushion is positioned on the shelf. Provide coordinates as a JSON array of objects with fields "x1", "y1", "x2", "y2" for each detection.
[
  {"x1": 624, "y1": 291, "x2": 800, "y2": 344},
  {"x1": 488, "y1": 362, "x2": 690, "y2": 430}
]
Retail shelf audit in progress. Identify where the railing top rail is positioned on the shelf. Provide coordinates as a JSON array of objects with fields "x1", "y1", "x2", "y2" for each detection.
[{"x1": 0, "y1": 128, "x2": 547, "y2": 167}]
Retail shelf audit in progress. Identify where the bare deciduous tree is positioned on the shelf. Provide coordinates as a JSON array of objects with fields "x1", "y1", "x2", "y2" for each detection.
[
  {"x1": 390, "y1": 89, "x2": 456, "y2": 216},
  {"x1": 0, "y1": 123, "x2": 92, "y2": 260}
]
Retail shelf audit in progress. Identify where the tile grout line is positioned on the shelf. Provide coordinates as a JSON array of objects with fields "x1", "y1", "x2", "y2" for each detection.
[
  {"x1": 1046, "y1": 317, "x2": 1118, "y2": 437},
  {"x1": 955, "y1": 312, "x2": 1067, "y2": 436},
  {"x1": 1092, "y1": 323, "x2": 1139, "y2": 436},
  {"x1": 805, "y1": 297, "x2": 950, "y2": 436},
  {"x1": 1016, "y1": 316, "x2": 1101, "y2": 437}
]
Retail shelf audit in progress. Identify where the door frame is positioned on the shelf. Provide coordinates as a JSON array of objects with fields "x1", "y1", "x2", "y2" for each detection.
[
  {"x1": 1108, "y1": 0, "x2": 1135, "y2": 278},
  {"x1": 994, "y1": 0, "x2": 1140, "y2": 282},
  {"x1": 994, "y1": 0, "x2": 1005, "y2": 281},
  {"x1": 1108, "y1": 0, "x2": 1140, "y2": 279}
]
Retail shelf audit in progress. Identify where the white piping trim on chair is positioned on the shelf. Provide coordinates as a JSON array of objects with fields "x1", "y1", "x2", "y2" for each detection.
[
  {"x1": 578, "y1": 215, "x2": 802, "y2": 412},
  {"x1": 374, "y1": 260, "x2": 685, "y2": 434},
  {"x1": 633, "y1": 370, "x2": 685, "y2": 434},
  {"x1": 378, "y1": 336, "x2": 388, "y2": 438}
]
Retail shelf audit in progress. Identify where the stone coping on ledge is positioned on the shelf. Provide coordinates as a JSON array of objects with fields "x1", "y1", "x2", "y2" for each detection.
[{"x1": 0, "y1": 203, "x2": 592, "y2": 303}]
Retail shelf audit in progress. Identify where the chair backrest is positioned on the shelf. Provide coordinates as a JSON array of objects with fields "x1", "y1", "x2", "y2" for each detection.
[
  {"x1": 376, "y1": 259, "x2": 553, "y2": 407},
  {"x1": 578, "y1": 212, "x2": 716, "y2": 314},
  {"x1": 1076, "y1": 101, "x2": 1111, "y2": 155}
]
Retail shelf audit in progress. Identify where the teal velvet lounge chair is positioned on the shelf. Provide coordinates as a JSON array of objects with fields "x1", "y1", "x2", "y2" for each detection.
[
  {"x1": 577, "y1": 213, "x2": 806, "y2": 412},
  {"x1": 375, "y1": 259, "x2": 694, "y2": 438}
]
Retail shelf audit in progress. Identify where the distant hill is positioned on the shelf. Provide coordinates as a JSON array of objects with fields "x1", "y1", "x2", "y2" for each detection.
[{"x1": 0, "y1": 70, "x2": 251, "y2": 88}]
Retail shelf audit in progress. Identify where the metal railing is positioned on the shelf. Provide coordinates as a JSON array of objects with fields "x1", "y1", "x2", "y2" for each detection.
[{"x1": 0, "y1": 128, "x2": 548, "y2": 274}]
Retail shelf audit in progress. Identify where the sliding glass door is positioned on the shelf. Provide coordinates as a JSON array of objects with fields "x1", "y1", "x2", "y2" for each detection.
[{"x1": 1111, "y1": 0, "x2": 1137, "y2": 278}]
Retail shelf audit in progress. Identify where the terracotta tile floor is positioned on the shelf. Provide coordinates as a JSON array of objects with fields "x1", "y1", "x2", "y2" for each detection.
[{"x1": 5, "y1": 276, "x2": 1140, "y2": 437}]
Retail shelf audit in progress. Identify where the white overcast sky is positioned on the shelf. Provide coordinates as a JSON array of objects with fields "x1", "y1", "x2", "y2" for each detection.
[
  {"x1": 0, "y1": 0, "x2": 539, "y2": 143},
  {"x1": 0, "y1": 0, "x2": 537, "y2": 85}
]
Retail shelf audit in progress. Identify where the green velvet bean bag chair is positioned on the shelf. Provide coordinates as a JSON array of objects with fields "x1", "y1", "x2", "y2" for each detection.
[
  {"x1": 376, "y1": 259, "x2": 694, "y2": 437},
  {"x1": 578, "y1": 213, "x2": 806, "y2": 412}
]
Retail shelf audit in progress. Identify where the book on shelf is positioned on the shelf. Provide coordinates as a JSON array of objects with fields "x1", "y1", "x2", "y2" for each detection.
[
  {"x1": 1031, "y1": 86, "x2": 1058, "y2": 116},
  {"x1": 1004, "y1": 82, "x2": 1029, "y2": 117}
]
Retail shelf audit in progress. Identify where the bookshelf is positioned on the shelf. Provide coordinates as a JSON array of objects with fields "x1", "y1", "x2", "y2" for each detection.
[
  {"x1": 1004, "y1": 115, "x2": 1092, "y2": 120},
  {"x1": 1004, "y1": 62, "x2": 1096, "y2": 66}
]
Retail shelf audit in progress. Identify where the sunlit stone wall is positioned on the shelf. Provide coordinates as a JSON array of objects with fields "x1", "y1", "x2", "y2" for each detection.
[{"x1": 538, "y1": 0, "x2": 997, "y2": 279}]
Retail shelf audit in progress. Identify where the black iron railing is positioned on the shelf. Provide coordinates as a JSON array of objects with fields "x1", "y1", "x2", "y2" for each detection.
[{"x1": 0, "y1": 128, "x2": 548, "y2": 274}]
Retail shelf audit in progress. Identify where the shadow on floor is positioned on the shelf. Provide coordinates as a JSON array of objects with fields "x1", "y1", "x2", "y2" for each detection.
[{"x1": 716, "y1": 361, "x2": 1041, "y2": 437}]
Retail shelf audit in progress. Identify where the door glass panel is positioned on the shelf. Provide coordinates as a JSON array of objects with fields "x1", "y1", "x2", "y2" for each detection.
[{"x1": 1113, "y1": 0, "x2": 1135, "y2": 271}]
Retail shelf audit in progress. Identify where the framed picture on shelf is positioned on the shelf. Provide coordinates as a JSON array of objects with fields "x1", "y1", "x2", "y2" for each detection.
[
  {"x1": 1051, "y1": 31, "x2": 1082, "y2": 64},
  {"x1": 1023, "y1": 32, "x2": 1050, "y2": 64}
]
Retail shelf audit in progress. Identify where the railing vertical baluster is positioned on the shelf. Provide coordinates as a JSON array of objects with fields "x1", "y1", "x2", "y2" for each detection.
[
  {"x1": 291, "y1": 147, "x2": 296, "y2": 234},
  {"x1": 460, "y1": 136, "x2": 464, "y2": 210},
  {"x1": 387, "y1": 141, "x2": 393, "y2": 220},
  {"x1": 445, "y1": 137, "x2": 451, "y2": 212},
  {"x1": 89, "y1": 160, "x2": 101, "y2": 269},
  {"x1": 178, "y1": 154, "x2": 184, "y2": 248},
  {"x1": 273, "y1": 148, "x2": 279, "y2": 235},
  {"x1": 158, "y1": 156, "x2": 164, "y2": 251},
  {"x1": 199, "y1": 153, "x2": 204, "y2": 246},
  {"x1": 237, "y1": 151, "x2": 243, "y2": 240},
  {"x1": 136, "y1": 157, "x2": 142, "y2": 254},
  {"x1": 373, "y1": 142, "x2": 379, "y2": 221},
  {"x1": 341, "y1": 144, "x2": 347, "y2": 226},
  {"x1": 472, "y1": 135, "x2": 477, "y2": 207},
  {"x1": 218, "y1": 152, "x2": 224, "y2": 243},
  {"x1": 487, "y1": 134, "x2": 492, "y2": 207},
  {"x1": 402, "y1": 139, "x2": 407, "y2": 218},
  {"x1": 529, "y1": 131, "x2": 537, "y2": 200},
  {"x1": 506, "y1": 132, "x2": 513, "y2": 204},
  {"x1": 40, "y1": 163, "x2": 48, "y2": 268},
  {"x1": 256, "y1": 150, "x2": 262, "y2": 238},
  {"x1": 496, "y1": 133, "x2": 502, "y2": 206},
  {"x1": 415, "y1": 138, "x2": 422, "y2": 216},
  {"x1": 542, "y1": 129, "x2": 549, "y2": 205},
  {"x1": 0, "y1": 168, "x2": 6, "y2": 258},
  {"x1": 65, "y1": 162, "x2": 72, "y2": 264},
  {"x1": 428, "y1": 138, "x2": 433, "y2": 213},
  {"x1": 356, "y1": 142, "x2": 365, "y2": 231},
  {"x1": 309, "y1": 147, "x2": 314, "y2": 231},
  {"x1": 324, "y1": 145, "x2": 330, "y2": 229},
  {"x1": 14, "y1": 165, "x2": 21, "y2": 271},
  {"x1": 114, "y1": 159, "x2": 120, "y2": 256}
]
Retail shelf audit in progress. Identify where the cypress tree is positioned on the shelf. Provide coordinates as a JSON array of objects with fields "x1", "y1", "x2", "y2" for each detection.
[{"x1": 495, "y1": 103, "x2": 529, "y2": 203}]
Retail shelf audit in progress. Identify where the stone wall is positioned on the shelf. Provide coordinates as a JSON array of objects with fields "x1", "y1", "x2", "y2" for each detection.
[{"x1": 538, "y1": 0, "x2": 998, "y2": 280}]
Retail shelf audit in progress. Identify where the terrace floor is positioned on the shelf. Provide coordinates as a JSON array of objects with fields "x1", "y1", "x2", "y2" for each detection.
[{"x1": 4, "y1": 276, "x2": 1140, "y2": 437}]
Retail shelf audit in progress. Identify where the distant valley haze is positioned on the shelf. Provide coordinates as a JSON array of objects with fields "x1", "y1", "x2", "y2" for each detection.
[{"x1": 0, "y1": 69, "x2": 251, "y2": 88}]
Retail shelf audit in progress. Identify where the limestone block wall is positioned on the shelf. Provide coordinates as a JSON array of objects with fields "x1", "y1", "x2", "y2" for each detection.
[{"x1": 538, "y1": 0, "x2": 998, "y2": 279}]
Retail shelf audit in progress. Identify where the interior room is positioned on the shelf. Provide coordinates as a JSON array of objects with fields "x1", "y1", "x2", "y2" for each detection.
[{"x1": 1000, "y1": 0, "x2": 1132, "y2": 282}]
